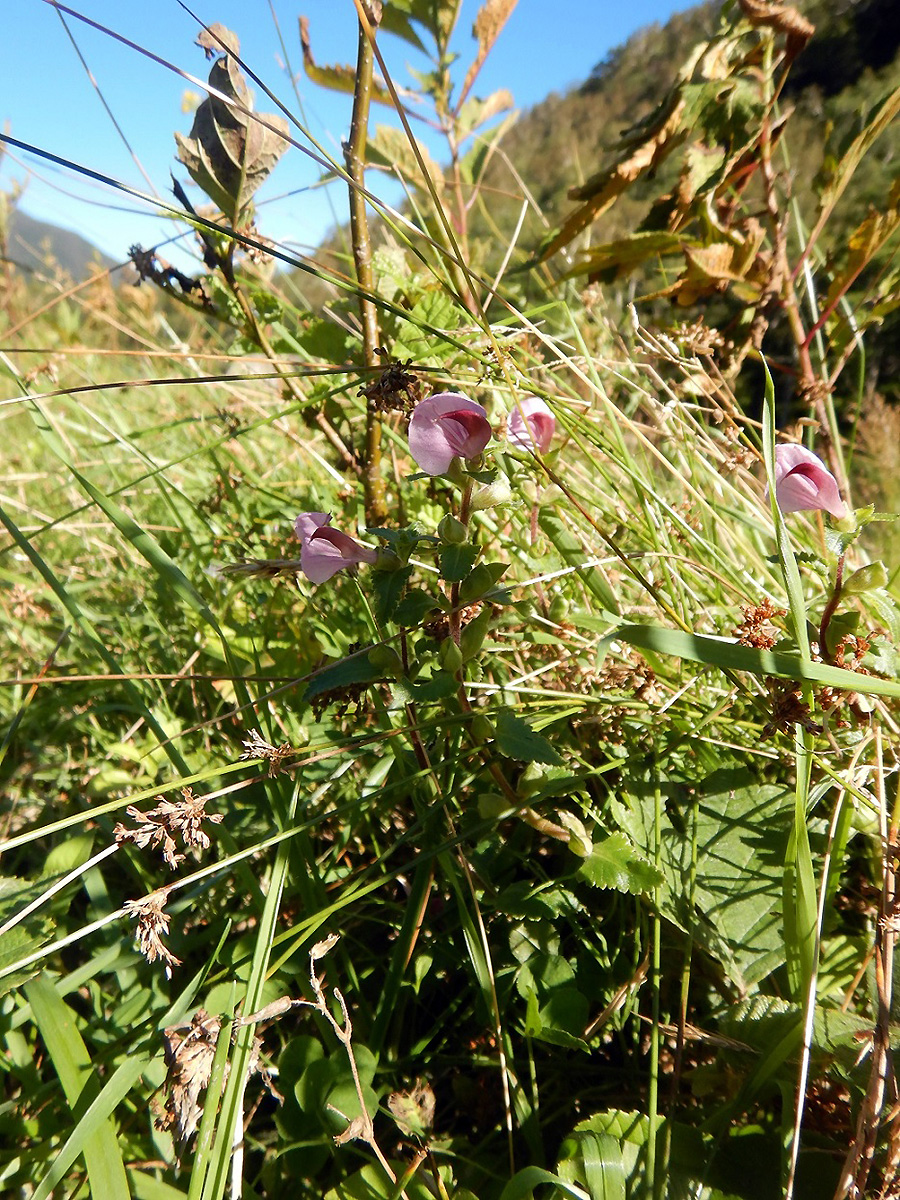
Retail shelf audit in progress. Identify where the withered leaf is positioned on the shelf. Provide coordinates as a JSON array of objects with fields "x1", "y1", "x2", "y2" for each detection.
[
  {"x1": 532, "y1": 95, "x2": 688, "y2": 266},
  {"x1": 737, "y1": 0, "x2": 814, "y2": 58},
  {"x1": 562, "y1": 231, "x2": 692, "y2": 284},
  {"x1": 458, "y1": 0, "x2": 518, "y2": 110},
  {"x1": 196, "y1": 23, "x2": 240, "y2": 59},
  {"x1": 175, "y1": 24, "x2": 289, "y2": 221}
]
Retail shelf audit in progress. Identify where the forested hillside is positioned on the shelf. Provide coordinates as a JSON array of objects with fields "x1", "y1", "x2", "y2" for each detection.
[{"x1": 465, "y1": 0, "x2": 900, "y2": 400}]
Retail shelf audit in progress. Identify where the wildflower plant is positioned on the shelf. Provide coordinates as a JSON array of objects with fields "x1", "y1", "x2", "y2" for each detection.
[{"x1": 3, "y1": 3, "x2": 900, "y2": 1200}]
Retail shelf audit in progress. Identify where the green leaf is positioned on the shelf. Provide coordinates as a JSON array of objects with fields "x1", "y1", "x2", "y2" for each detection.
[
  {"x1": 577, "y1": 833, "x2": 662, "y2": 893},
  {"x1": 458, "y1": 560, "x2": 509, "y2": 602},
  {"x1": 539, "y1": 513, "x2": 620, "y2": 616},
  {"x1": 33, "y1": 1052, "x2": 150, "y2": 1200},
  {"x1": 439, "y1": 542, "x2": 479, "y2": 582},
  {"x1": 371, "y1": 565, "x2": 412, "y2": 623},
  {"x1": 25, "y1": 974, "x2": 131, "y2": 1200},
  {"x1": 395, "y1": 588, "x2": 441, "y2": 627},
  {"x1": 614, "y1": 622, "x2": 900, "y2": 698},
  {"x1": 842, "y1": 560, "x2": 888, "y2": 595},
  {"x1": 495, "y1": 709, "x2": 563, "y2": 765},
  {"x1": 409, "y1": 672, "x2": 459, "y2": 702},
  {"x1": 615, "y1": 768, "x2": 794, "y2": 989},
  {"x1": 533, "y1": 987, "x2": 591, "y2": 1052},
  {"x1": 304, "y1": 655, "x2": 383, "y2": 702},
  {"x1": 499, "y1": 1168, "x2": 590, "y2": 1200},
  {"x1": 558, "y1": 1110, "x2": 707, "y2": 1199}
]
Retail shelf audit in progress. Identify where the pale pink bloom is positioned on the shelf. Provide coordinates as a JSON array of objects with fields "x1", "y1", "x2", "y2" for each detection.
[
  {"x1": 408, "y1": 392, "x2": 492, "y2": 475},
  {"x1": 769, "y1": 444, "x2": 848, "y2": 521},
  {"x1": 508, "y1": 397, "x2": 555, "y2": 453},
  {"x1": 294, "y1": 512, "x2": 377, "y2": 583}
]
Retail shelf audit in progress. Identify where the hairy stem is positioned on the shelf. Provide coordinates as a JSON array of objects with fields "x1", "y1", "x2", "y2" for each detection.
[{"x1": 818, "y1": 552, "x2": 845, "y2": 663}]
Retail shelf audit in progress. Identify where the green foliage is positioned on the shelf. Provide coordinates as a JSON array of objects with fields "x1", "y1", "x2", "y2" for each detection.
[{"x1": 3, "y1": 2, "x2": 900, "y2": 1198}]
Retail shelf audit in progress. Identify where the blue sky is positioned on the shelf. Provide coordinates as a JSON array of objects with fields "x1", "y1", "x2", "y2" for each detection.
[{"x1": 1, "y1": 0, "x2": 696, "y2": 269}]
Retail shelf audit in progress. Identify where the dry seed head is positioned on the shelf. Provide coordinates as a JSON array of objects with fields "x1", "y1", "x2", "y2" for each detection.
[
  {"x1": 124, "y1": 889, "x2": 182, "y2": 978},
  {"x1": 114, "y1": 787, "x2": 224, "y2": 870}
]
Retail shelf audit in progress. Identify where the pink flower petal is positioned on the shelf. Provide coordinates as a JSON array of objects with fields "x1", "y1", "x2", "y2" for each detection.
[
  {"x1": 508, "y1": 397, "x2": 555, "y2": 453},
  {"x1": 770, "y1": 444, "x2": 848, "y2": 520},
  {"x1": 408, "y1": 392, "x2": 492, "y2": 475},
  {"x1": 294, "y1": 512, "x2": 377, "y2": 583}
]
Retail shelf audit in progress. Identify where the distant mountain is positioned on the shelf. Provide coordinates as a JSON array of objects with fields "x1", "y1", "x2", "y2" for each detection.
[
  {"x1": 5, "y1": 209, "x2": 116, "y2": 281},
  {"x1": 473, "y1": 0, "x2": 900, "y2": 255}
]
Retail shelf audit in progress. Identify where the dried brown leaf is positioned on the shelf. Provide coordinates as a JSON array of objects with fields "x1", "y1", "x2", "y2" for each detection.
[
  {"x1": 458, "y1": 0, "x2": 518, "y2": 109},
  {"x1": 175, "y1": 25, "x2": 289, "y2": 221},
  {"x1": 737, "y1": 0, "x2": 814, "y2": 55},
  {"x1": 534, "y1": 96, "x2": 687, "y2": 265}
]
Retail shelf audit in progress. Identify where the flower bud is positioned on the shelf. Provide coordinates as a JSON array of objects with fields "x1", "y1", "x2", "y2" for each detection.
[
  {"x1": 470, "y1": 477, "x2": 512, "y2": 511},
  {"x1": 460, "y1": 607, "x2": 491, "y2": 661},
  {"x1": 438, "y1": 638, "x2": 463, "y2": 673},
  {"x1": 469, "y1": 714, "x2": 495, "y2": 742},
  {"x1": 437, "y1": 514, "x2": 468, "y2": 545},
  {"x1": 548, "y1": 595, "x2": 569, "y2": 622}
]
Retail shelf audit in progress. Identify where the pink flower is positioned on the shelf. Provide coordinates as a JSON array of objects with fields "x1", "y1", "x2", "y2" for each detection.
[
  {"x1": 294, "y1": 512, "x2": 377, "y2": 583},
  {"x1": 770, "y1": 444, "x2": 848, "y2": 521},
  {"x1": 507, "y1": 396, "x2": 555, "y2": 453},
  {"x1": 408, "y1": 392, "x2": 492, "y2": 475}
]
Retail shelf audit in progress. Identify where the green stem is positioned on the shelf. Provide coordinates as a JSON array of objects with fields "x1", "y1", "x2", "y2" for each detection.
[{"x1": 346, "y1": 0, "x2": 386, "y2": 525}]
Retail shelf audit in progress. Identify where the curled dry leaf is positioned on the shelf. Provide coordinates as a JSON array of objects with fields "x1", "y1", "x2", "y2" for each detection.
[
  {"x1": 737, "y1": 0, "x2": 815, "y2": 58},
  {"x1": 175, "y1": 23, "x2": 289, "y2": 221}
]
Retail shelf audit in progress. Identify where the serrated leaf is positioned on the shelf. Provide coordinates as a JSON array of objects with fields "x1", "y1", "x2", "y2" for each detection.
[
  {"x1": 577, "y1": 832, "x2": 662, "y2": 893},
  {"x1": 495, "y1": 709, "x2": 563, "y2": 765},
  {"x1": 367, "y1": 124, "x2": 445, "y2": 193},
  {"x1": 371, "y1": 566, "x2": 412, "y2": 624},
  {"x1": 456, "y1": 88, "x2": 514, "y2": 140},
  {"x1": 395, "y1": 588, "x2": 441, "y2": 627},
  {"x1": 613, "y1": 767, "x2": 795, "y2": 988},
  {"x1": 439, "y1": 542, "x2": 479, "y2": 582}
]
